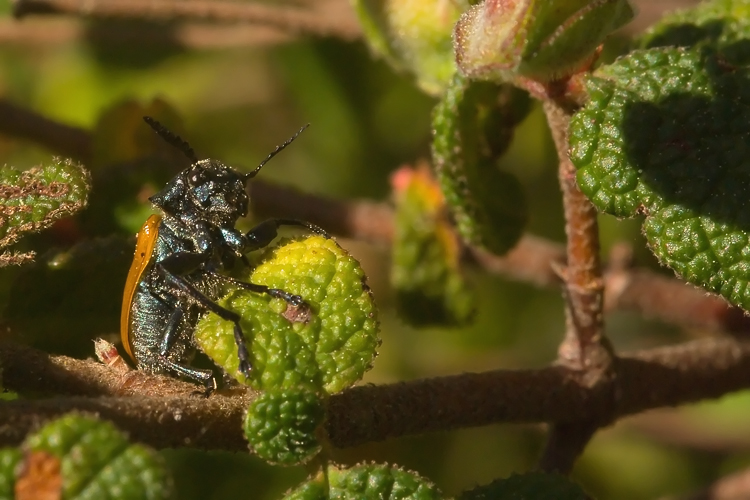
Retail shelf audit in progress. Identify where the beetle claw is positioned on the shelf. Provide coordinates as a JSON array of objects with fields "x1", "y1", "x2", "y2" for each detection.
[{"x1": 239, "y1": 360, "x2": 252, "y2": 378}]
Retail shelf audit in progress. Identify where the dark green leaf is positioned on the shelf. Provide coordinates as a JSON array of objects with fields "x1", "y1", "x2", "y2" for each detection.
[
  {"x1": 432, "y1": 74, "x2": 528, "y2": 255},
  {"x1": 244, "y1": 386, "x2": 325, "y2": 466},
  {"x1": 570, "y1": 46, "x2": 750, "y2": 311},
  {"x1": 285, "y1": 463, "x2": 445, "y2": 500}
]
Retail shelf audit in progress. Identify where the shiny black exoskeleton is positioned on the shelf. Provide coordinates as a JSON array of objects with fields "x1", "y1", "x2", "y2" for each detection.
[{"x1": 122, "y1": 117, "x2": 327, "y2": 389}]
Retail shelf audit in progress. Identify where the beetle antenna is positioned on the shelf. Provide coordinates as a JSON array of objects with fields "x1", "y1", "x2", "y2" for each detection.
[
  {"x1": 247, "y1": 124, "x2": 309, "y2": 179},
  {"x1": 143, "y1": 116, "x2": 198, "y2": 164}
]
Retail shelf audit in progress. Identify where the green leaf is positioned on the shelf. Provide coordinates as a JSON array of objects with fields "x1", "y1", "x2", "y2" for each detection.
[
  {"x1": 432, "y1": 73, "x2": 528, "y2": 255},
  {"x1": 244, "y1": 386, "x2": 325, "y2": 466},
  {"x1": 284, "y1": 463, "x2": 445, "y2": 500},
  {"x1": 455, "y1": 0, "x2": 634, "y2": 83},
  {"x1": 24, "y1": 414, "x2": 174, "y2": 499},
  {"x1": 351, "y1": 0, "x2": 464, "y2": 95},
  {"x1": 459, "y1": 472, "x2": 588, "y2": 500},
  {"x1": 0, "y1": 448, "x2": 21, "y2": 500},
  {"x1": 639, "y1": 0, "x2": 750, "y2": 66},
  {"x1": 570, "y1": 46, "x2": 750, "y2": 312},
  {"x1": 391, "y1": 165, "x2": 475, "y2": 326},
  {"x1": 0, "y1": 159, "x2": 90, "y2": 263},
  {"x1": 195, "y1": 236, "x2": 379, "y2": 394}
]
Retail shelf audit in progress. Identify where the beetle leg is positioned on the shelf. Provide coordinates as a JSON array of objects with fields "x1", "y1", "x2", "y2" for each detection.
[
  {"x1": 157, "y1": 250, "x2": 207, "y2": 276},
  {"x1": 216, "y1": 273, "x2": 305, "y2": 306},
  {"x1": 243, "y1": 218, "x2": 329, "y2": 252},
  {"x1": 158, "y1": 307, "x2": 186, "y2": 356},
  {"x1": 158, "y1": 263, "x2": 253, "y2": 378},
  {"x1": 157, "y1": 356, "x2": 216, "y2": 393},
  {"x1": 138, "y1": 289, "x2": 217, "y2": 391}
]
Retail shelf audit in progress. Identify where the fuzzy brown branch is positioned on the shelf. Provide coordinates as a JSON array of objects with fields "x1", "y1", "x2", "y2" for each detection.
[
  {"x1": 249, "y1": 180, "x2": 395, "y2": 244},
  {"x1": 680, "y1": 467, "x2": 750, "y2": 500},
  {"x1": 12, "y1": 0, "x2": 362, "y2": 41},
  {"x1": 606, "y1": 268, "x2": 750, "y2": 334},
  {"x1": 0, "y1": 396, "x2": 251, "y2": 451},
  {"x1": 0, "y1": 18, "x2": 293, "y2": 49},
  {"x1": 0, "y1": 99, "x2": 91, "y2": 163},
  {"x1": 626, "y1": 410, "x2": 750, "y2": 454},
  {"x1": 2, "y1": 337, "x2": 750, "y2": 450},
  {"x1": 539, "y1": 99, "x2": 614, "y2": 472},
  {"x1": 543, "y1": 100, "x2": 611, "y2": 375},
  {"x1": 537, "y1": 422, "x2": 598, "y2": 474}
]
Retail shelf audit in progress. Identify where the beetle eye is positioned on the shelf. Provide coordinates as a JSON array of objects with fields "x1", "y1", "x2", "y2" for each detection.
[{"x1": 189, "y1": 169, "x2": 206, "y2": 185}]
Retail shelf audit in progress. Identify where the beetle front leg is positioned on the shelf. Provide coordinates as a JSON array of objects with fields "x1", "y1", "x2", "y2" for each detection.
[
  {"x1": 243, "y1": 218, "x2": 329, "y2": 252},
  {"x1": 216, "y1": 274, "x2": 305, "y2": 306},
  {"x1": 160, "y1": 356, "x2": 216, "y2": 393}
]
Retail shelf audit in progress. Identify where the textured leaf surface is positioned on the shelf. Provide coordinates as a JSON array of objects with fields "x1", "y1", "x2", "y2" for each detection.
[
  {"x1": 570, "y1": 46, "x2": 750, "y2": 311},
  {"x1": 459, "y1": 472, "x2": 588, "y2": 500},
  {"x1": 24, "y1": 414, "x2": 174, "y2": 500},
  {"x1": 391, "y1": 165, "x2": 474, "y2": 325},
  {"x1": 432, "y1": 74, "x2": 528, "y2": 255},
  {"x1": 0, "y1": 159, "x2": 90, "y2": 255},
  {"x1": 196, "y1": 236, "x2": 379, "y2": 394},
  {"x1": 244, "y1": 386, "x2": 325, "y2": 466},
  {"x1": 284, "y1": 463, "x2": 445, "y2": 500},
  {"x1": 351, "y1": 0, "x2": 463, "y2": 95}
]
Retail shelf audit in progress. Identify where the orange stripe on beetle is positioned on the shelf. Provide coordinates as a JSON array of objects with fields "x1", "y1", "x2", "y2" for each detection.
[{"x1": 120, "y1": 214, "x2": 161, "y2": 362}]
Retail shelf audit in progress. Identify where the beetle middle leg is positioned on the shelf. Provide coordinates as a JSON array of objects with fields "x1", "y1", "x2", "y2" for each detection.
[
  {"x1": 143, "y1": 289, "x2": 217, "y2": 390},
  {"x1": 235, "y1": 218, "x2": 335, "y2": 308},
  {"x1": 157, "y1": 260, "x2": 254, "y2": 379},
  {"x1": 217, "y1": 274, "x2": 305, "y2": 306}
]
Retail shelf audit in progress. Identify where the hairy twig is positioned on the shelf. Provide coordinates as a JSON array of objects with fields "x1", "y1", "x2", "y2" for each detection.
[
  {"x1": 543, "y1": 100, "x2": 611, "y2": 376},
  {"x1": 0, "y1": 18, "x2": 293, "y2": 49},
  {"x1": 626, "y1": 410, "x2": 750, "y2": 454},
  {"x1": 0, "y1": 99, "x2": 91, "y2": 163},
  {"x1": 2, "y1": 337, "x2": 750, "y2": 450},
  {"x1": 537, "y1": 422, "x2": 598, "y2": 474},
  {"x1": 249, "y1": 180, "x2": 394, "y2": 244},
  {"x1": 12, "y1": 0, "x2": 362, "y2": 40},
  {"x1": 538, "y1": 99, "x2": 614, "y2": 472},
  {"x1": 679, "y1": 467, "x2": 750, "y2": 500}
]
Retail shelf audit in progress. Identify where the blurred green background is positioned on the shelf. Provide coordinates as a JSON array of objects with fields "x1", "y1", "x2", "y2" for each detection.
[{"x1": 1, "y1": 1, "x2": 749, "y2": 499}]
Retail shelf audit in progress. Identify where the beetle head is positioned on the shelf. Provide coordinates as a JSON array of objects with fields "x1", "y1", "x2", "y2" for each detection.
[
  {"x1": 150, "y1": 160, "x2": 249, "y2": 226},
  {"x1": 143, "y1": 116, "x2": 308, "y2": 227}
]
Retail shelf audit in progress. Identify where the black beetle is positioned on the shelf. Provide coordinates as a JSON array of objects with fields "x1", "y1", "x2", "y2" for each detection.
[{"x1": 120, "y1": 117, "x2": 327, "y2": 390}]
